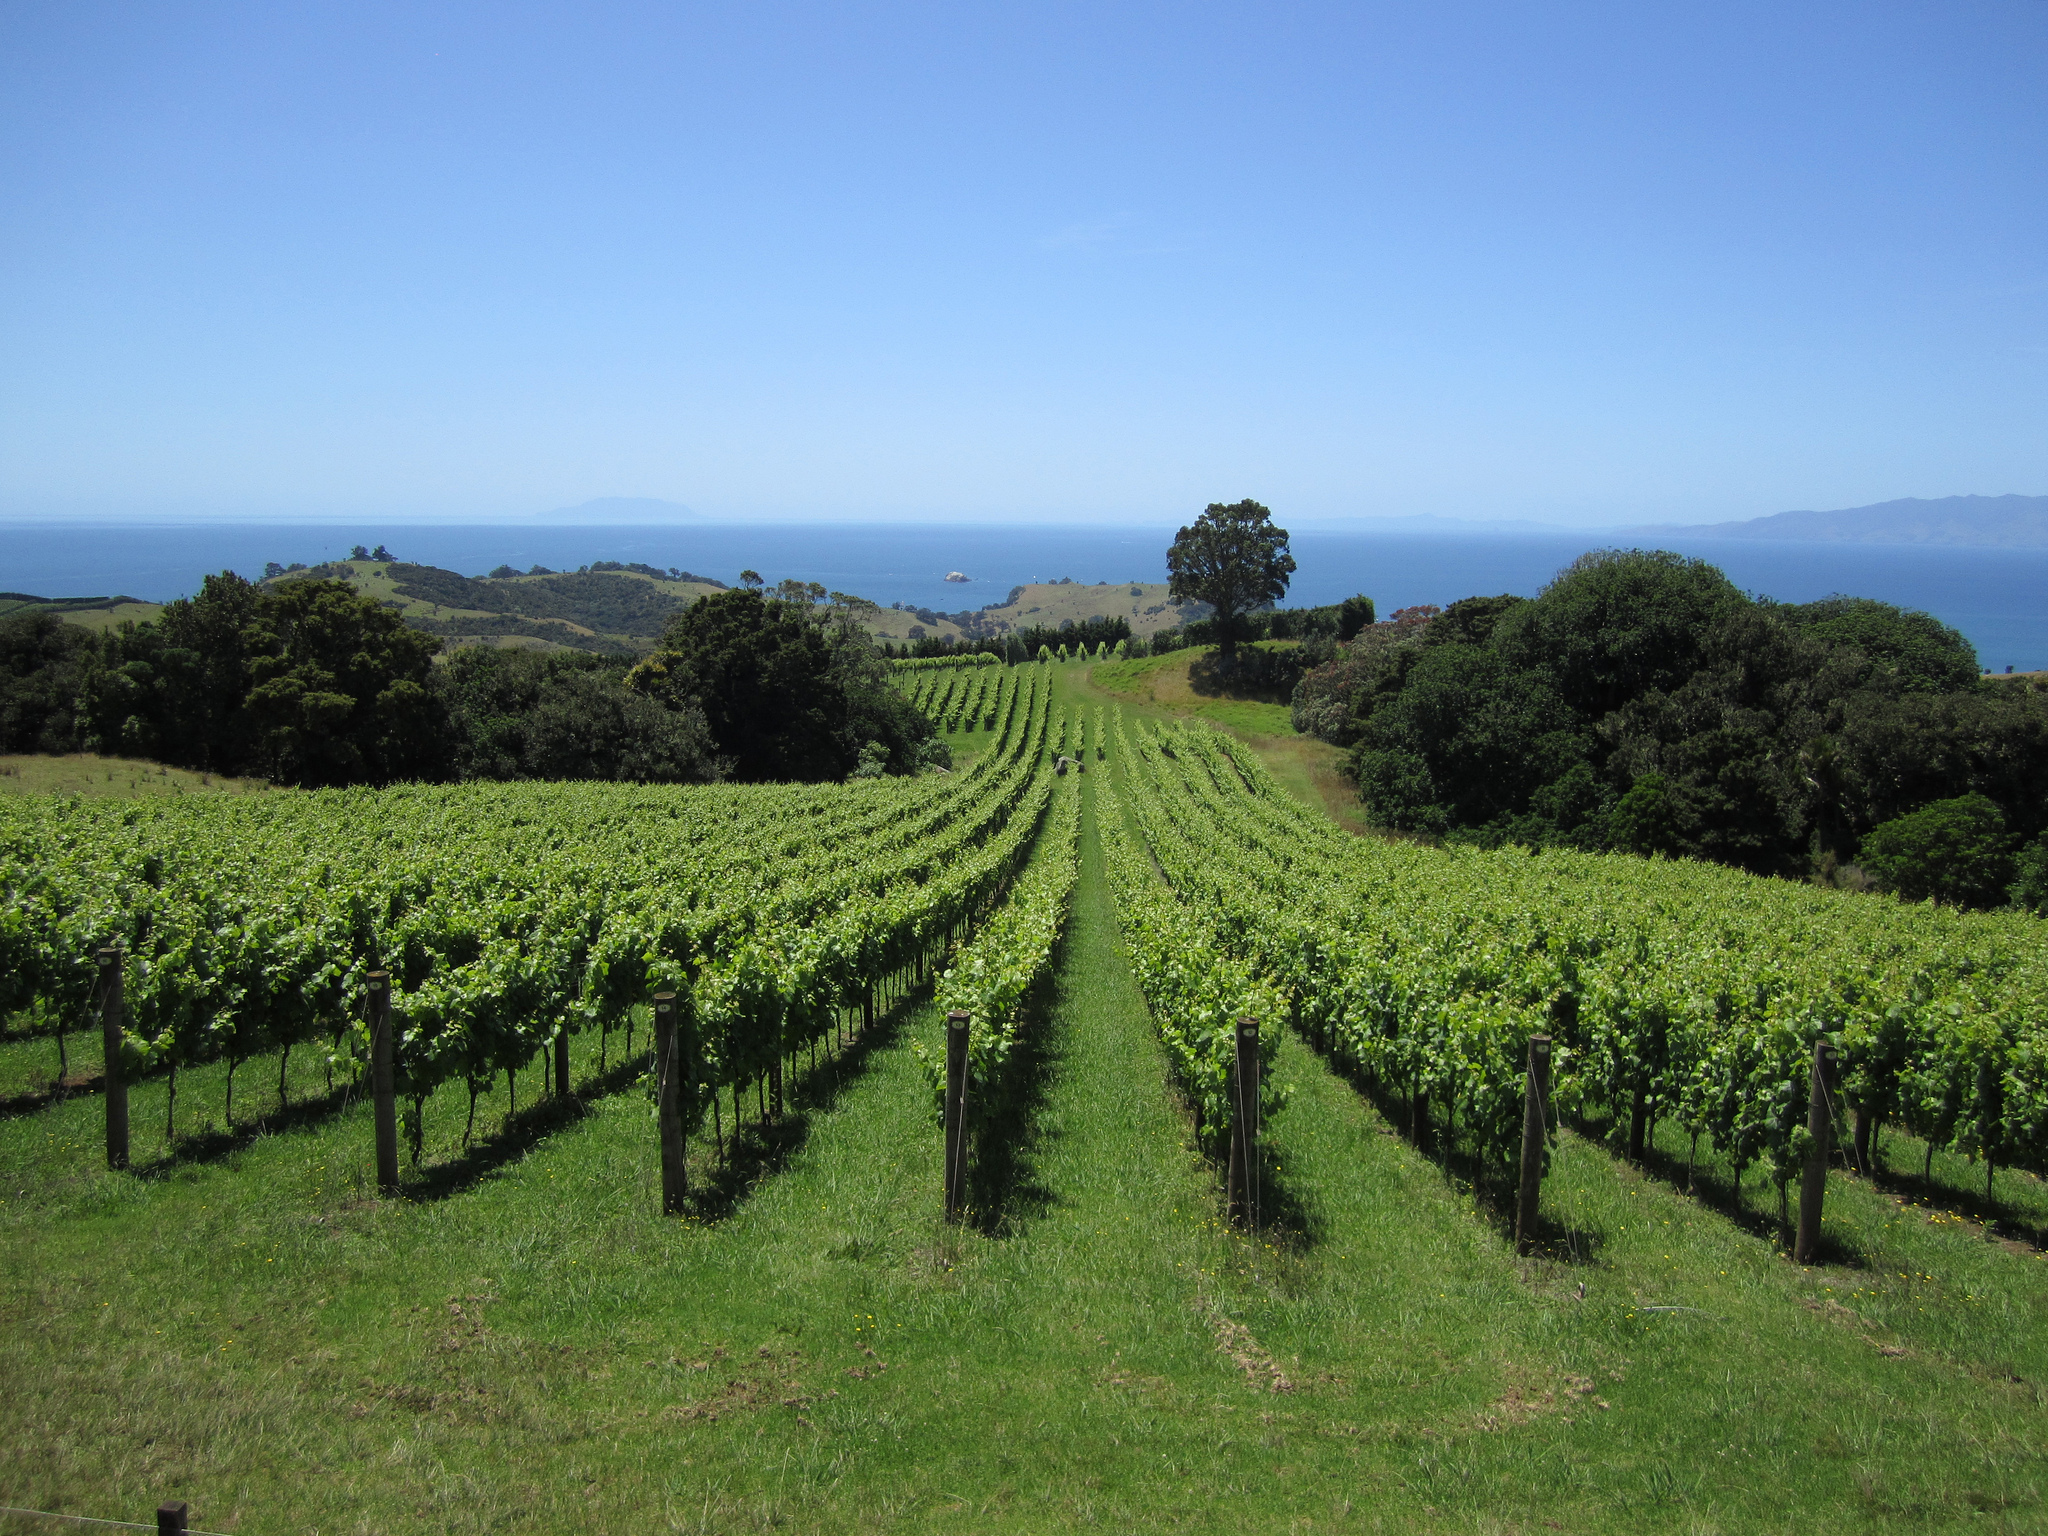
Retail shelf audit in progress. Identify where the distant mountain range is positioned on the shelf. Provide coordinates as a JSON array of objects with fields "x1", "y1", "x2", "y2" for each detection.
[{"x1": 1622, "y1": 494, "x2": 2048, "y2": 548}]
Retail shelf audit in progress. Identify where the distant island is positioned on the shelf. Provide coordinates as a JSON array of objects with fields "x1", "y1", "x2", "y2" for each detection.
[{"x1": 1622, "y1": 493, "x2": 2048, "y2": 548}]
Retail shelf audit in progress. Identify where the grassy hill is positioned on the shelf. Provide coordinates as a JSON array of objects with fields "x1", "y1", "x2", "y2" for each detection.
[
  {"x1": 0, "y1": 592, "x2": 162, "y2": 632},
  {"x1": 18, "y1": 566, "x2": 1209, "y2": 655},
  {"x1": 0, "y1": 753, "x2": 272, "y2": 799},
  {"x1": 971, "y1": 580, "x2": 1206, "y2": 638},
  {"x1": 273, "y1": 559, "x2": 732, "y2": 655}
]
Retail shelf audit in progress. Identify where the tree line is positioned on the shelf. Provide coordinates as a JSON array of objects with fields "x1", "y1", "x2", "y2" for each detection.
[
  {"x1": 0, "y1": 572, "x2": 941, "y2": 787},
  {"x1": 1289, "y1": 548, "x2": 2048, "y2": 908}
]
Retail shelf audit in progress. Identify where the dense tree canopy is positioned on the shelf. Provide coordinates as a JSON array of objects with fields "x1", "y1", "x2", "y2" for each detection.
[
  {"x1": 0, "y1": 612, "x2": 95, "y2": 755},
  {"x1": 1858, "y1": 794, "x2": 2015, "y2": 907},
  {"x1": 433, "y1": 647, "x2": 720, "y2": 783},
  {"x1": 64, "y1": 574, "x2": 445, "y2": 786},
  {"x1": 1293, "y1": 547, "x2": 2048, "y2": 901},
  {"x1": 3, "y1": 569, "x2": 947, "y2": 790},
  {"x1": 629, "y1": 585, "x2": 940, "y2": 781}
]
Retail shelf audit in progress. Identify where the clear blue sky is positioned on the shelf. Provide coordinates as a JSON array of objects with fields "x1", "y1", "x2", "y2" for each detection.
[{"x1": 2, "y1": 1, "x2": 2043, "y2": 527}]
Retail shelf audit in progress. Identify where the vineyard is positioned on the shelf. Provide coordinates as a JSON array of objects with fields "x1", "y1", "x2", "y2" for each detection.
[
  {"x1": 3, "y1": 655, "x2": 2047, "y2": 1534},
  {"x1": 1108, "y1": 713, "x2": 2048, "y2": 1200}
]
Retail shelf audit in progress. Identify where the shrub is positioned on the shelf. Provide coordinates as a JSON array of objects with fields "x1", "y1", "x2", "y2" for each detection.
[{"x1": 1859, "y1": 794, "x2": 2014, "y2": 908}]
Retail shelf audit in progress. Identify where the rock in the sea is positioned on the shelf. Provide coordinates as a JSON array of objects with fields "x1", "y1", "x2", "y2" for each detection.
[{"x1": 945, "y1": 570, "x2": 969, "y2": 582}]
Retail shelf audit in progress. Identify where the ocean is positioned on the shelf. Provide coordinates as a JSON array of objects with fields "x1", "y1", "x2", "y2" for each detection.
[{"x1": 3, "y1": 520, "x2": 2044, "y2": 672}]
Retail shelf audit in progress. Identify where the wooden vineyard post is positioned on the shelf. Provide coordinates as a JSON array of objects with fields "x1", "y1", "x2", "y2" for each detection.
[
  {"x1": 555, "y1": 1025, "x2": 571, "y2": 1101},
  {"x1": 156, "y1": 1501, "x2": 189, "y2": 1535},
  {"x1": 99, "y1": 947, "x2": 128, "y2": 1170},
  {"x1": 1795, "y1": 1040, "x2": 1838, "y2": 1264},
  {"x1": 943, "y1": 1010, "x2": 969, "y2": 1221},
  {"x1": 654, "y1": 992, "x2": 686, "y2": 1214},
  {"x1": 1515, "y1": 1035, "x2": 1552, "y2": 1256},
  {"x1": 1227, "y1": 1017, "x2": 1260, "y2": 1230},
  {"x1": 368, "y1": 972, "x2": 399, "y2": 1193}
]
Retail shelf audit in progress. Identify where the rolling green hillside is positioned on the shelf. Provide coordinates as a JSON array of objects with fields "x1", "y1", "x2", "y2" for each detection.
[
  {"x1": 968, "y1": 580, "x2": 1206, "y2": 638},
  {"x1": 26, "y1": 568, "x2": 1210, "y2": 654}
]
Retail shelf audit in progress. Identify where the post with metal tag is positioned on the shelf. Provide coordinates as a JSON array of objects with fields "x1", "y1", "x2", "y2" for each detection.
[
  {"x1": 1795, "y1": 1040, "x2": 1838, "y2": 1264},
  {"x1": 943, "y1": 1010, "x2": 970, "y2": 1221},
  {"x1": 99, "y1": 947, "x2": 128, "y2": 1169},
  {"x1": 1516, "y1": 1035, "x2": 1552, "y2": 1255},
  {"x1": 654, "y1": 992, "x2": 686, "y2": 1213},
  {"x1": 368, "y1": 972, "x2": 399, "y2": 1193}
]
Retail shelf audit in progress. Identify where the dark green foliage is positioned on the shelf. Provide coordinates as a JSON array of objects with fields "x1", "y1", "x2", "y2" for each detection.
[
  {"x1": 386, "y1": 562, "x2": 689, "y2": 639},
  {"x1": 1351, "y1": 644, "x2": 1592, "y2": 842},
  {"x1": 1165, "y1": 500, "x2": 1296, "y2": 657},
  {"x1": 432, "y1": 648, "x2": 720, "y2": 783},
  {"x1": 1420, "y1": 593, "x2": 1525, "y2": 650},
  {"x1": 1491, "y1": 550, "x2": 1746, "y2": 719},
  {"x1": 1289, "y1": 606, "x2": 1436, "y2": 747},
  {"x1": 0, "y1": 612, "x2": 96, "y2": 753},
  {"x1": 1860, "y1": 794, "x2": 2015, "y2": 907},
  {"x1": 1337, "y1": 593, "x2": 1376, "y2": 642},
  {"x1": 2013, "y1": 832, "x2": 2048, "y2": 915},
  {"x1": 1830, "y1": 688, "x2": 2048, "y2": 841},
  {"x1": 1781, "y1": 595, "x2": 1980, "y2": 693},
  {"x1": 1291, "y1": 547, "x2": 2048, "y2": 890},
  {"x1": 632, "y1": 588, "x2": 939, "y2": 781},
  {"x1": 238, "y1": 577, "x2": 446, "y2": 787},
  {"x1": 53, "y1": 574, "x2": 445, "y2": 785},
  {"x1": 1011, "y1": 616, "x2": 1131, "y2": 657},
  {"x1": 1186, "y1": 641, "x2": 1317, "y2": 699}
]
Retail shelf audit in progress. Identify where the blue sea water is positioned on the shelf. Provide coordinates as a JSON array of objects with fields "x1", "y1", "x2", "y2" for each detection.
[{"x1": 2, "y1": 520, "x2": 2044, "y2": 672}]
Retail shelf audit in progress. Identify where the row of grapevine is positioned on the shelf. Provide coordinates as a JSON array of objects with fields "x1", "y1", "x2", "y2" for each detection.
[
  {"x1": 1097, "y1": 750, "x2": 1284, "y2": 1156},
  {"x1": 0, "y1": 669, "x2": 1060, "y2": 1172},
  {"x1": 1116, "y1": 714, "x2": 2048, "y2": 1203},
  {"x1": 916, "y1": 775, "x2": 1082, "y2": 1130},
  {"x1": 906, "y1": 659, "x2": 1035, "y2": 731},
  {"x1": 892, "y1": 654, "x2": 1002, "y2": 673}
]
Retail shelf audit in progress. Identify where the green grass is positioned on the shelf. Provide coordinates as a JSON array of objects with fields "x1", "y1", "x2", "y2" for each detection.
[
  {"x1": 1079, "y1": 651, "x2": 1373, "y2": 833},
  {"x1": 0, "y1": 753, "x2": 272, "y2": 800},
  {"x1": 3, "y1": 669, "x2": 2047, "y2": 1531}
]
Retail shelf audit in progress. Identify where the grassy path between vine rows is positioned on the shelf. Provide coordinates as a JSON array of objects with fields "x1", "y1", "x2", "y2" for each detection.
[{"x1": 2, "y1": 719, "x2": 2047, "y2": 1530}]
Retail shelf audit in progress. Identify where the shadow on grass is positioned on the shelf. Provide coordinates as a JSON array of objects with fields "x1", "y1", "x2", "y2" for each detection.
[
  {"x1": 1862, "y1": 1155, "x2": 2048, "y2": 1253},
  {"x1": 1156, "y1": 1059, "x2": 1323, "y2": 1251},
  {"x1": 1288, "y1": 1026, "x2": 1605, "y2": 1266},
  {"x1": 1186, "y1": 651, "x2": 1298, "y2": 703},
  {"x1": 399, "y1": 1050, "x2": 652, "y2": 1203},
  {"x1": 963, "y1": 971, "x2": 1062, "y2": 1238},
  {"x1": 681, "y1": 995, "x2": 920, "y2": 1224},
  {"x1": 1244, "y1": 1140, "x2": 1323, "y2": 1252},
  {"x1": 1568, "y1": 1106, "x2": 1874, "y2": 1270},
  {"x1": 0, "y1": 1072, "x2": 103, "y2": 1120},
  {"x1": 135, "y1": 1080, "x2": 361, "y2": 1177}
]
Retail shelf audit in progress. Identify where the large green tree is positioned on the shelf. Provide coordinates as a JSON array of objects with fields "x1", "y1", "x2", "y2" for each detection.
[
  {"x1": 630, "y1": 586, "x2": 939, "y2": 782},
  {"x1": 80, "y1": 573, "x2": 445, "y2": 785},
  {"x1": 1860, "y1": 794, "x2": 2015, "y2": 907},
  {"x1": 432, "y1": 647, "x2": 721, "y2": 783},
  {"x1": 237, "y1": 577, "x2": 445, "y2": 785},
  {"x1": 1166, "y1": 500, "x2": 1296, "y2": 660}
]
